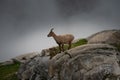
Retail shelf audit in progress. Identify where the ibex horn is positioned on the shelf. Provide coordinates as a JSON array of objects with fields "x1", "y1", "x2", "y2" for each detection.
[{"x1": 50, "y1": 28, "x2": 54, "y2": 31}]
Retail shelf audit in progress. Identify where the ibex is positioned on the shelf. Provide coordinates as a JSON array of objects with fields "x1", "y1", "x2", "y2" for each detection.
[{"x1": 47, "y1": 28, "x2": 74, "y2": 52}]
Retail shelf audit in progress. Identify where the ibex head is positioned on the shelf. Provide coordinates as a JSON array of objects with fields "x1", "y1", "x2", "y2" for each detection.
[{"x1": 47, "y1": 28, "x2": 54, "y2": 37}]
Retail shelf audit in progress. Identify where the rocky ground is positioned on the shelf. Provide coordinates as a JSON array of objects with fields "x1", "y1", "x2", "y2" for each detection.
[
  {"x1": 17, "y1": 29, "x2": 120, "y2": 80},
  {"x1": 0, "y1": 52, "x2": 39, "y2": 66}
]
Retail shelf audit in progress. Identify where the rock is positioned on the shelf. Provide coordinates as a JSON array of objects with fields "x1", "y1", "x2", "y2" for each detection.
[
  {"x1": 40, "y1": 49, "x2": 50, "y2": 57},
  {"x1": 0, "y1": 59, "x2": 14, "y2": 66},
  {"x1": 12, "y1": 52, "x2": 38, "y2": 63},
  {"x1": 18, "y1": 43, "x2": 120, "y2": 80},
  {"x1": 17, "y1": 29, "x2": 120, "y2": 80},
  {"x1": 49, "y1": 43, "x2": 120, "y2": 80},
  {"x1": 17, "y1": 54, "x2": 51, "y2": 80},
  {"x1": 87, "y1": 29, "x2": 120, "y2": 45}
]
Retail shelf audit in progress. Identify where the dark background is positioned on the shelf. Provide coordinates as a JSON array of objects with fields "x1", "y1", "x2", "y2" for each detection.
[{"x1": 0, "y1": 0, "x2": 120, "y2": 62}]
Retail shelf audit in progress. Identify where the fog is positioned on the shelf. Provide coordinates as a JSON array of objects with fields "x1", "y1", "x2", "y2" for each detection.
[{"x1": 0, "y1": 0, "x2": 120, "y2": 62}]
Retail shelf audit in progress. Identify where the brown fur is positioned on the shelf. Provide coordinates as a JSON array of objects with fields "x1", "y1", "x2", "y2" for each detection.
[{"x1": 47, "y1": 28, "x2": 74, "y2": 52}]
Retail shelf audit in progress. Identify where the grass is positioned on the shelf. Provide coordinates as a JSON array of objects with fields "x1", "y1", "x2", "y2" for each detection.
[
  {"x1": 67, "y1": 38, "x2": 87, "y2": 49},
  {"x1": 55, "y1": 39, "x2": 88, "y2": 52},
  {"x1": 0, "y1": 62, "x2": 20, "y2": 80},
  {"x1": 72, "y1": 39, "x2": 88, "y2": 48}
]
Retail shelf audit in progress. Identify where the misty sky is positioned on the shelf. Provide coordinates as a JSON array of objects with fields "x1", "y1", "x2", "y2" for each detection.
[{"x1": 0, "y1": 0, "x2": 120, "y2": 62}]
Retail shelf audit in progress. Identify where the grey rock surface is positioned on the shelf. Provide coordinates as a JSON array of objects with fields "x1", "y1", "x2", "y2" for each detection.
[
  {"x1": 87, "y1": 29, "x2": 120, "y2": 45},
  {"x1": 0, "y1": 59, "x2": 14, "y2": 66},
  {"x1": 17, "y1": 29, "x2": 120, "y2": 80},
  {"x1": 49, "y1": 44, "x2": 120, "y2": 80},
  {"x1": 17, "y1": 55, "x2": 50, "y2": 80},
  {"x1": 12, "y1": 52, "x2": 38, "y2": 63}
]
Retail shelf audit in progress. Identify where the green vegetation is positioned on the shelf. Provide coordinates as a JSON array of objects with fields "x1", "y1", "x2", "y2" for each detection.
[
  {"x1": 114, "y1": 44, "x2": 120, "y2": 52},
  {"x1": 65, "y1": 38, "x2": 88, "y2": 50},
  {"x1": 56, "y1": 39, "x2": 88, "y2": 52},
  {"x1": 0, "y1": 62, "x2": 20, "y2": 80},
  {"x1": 72, "y1": 39, "x2": 88, "y2": 48}
]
